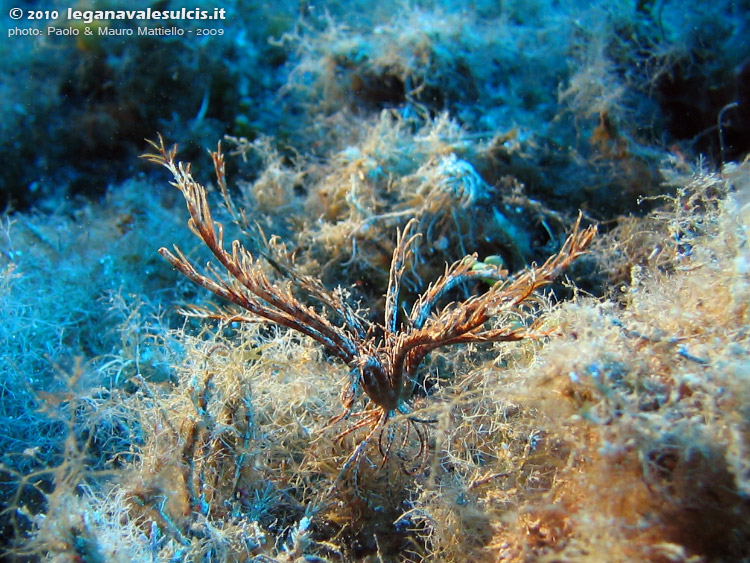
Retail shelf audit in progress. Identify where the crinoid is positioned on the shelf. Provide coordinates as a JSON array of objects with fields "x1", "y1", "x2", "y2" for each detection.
[{"x1": 144, "y1": 135, "x2": 595, "y2": 485}]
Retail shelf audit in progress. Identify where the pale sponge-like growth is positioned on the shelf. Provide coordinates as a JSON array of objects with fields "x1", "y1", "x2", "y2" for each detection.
[{"x1": 400, "y1": 158, "x2": 750, "y2": 561}]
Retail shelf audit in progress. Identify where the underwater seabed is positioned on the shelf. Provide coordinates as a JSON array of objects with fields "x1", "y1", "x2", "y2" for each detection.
[{"x1": 1, "y1": 0, "x2": 750, "y2": 561}]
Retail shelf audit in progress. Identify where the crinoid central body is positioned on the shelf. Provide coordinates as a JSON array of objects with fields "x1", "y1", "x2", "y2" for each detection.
[{"x1": 144, "y1": 135, "x2": 595, "y2": 483}]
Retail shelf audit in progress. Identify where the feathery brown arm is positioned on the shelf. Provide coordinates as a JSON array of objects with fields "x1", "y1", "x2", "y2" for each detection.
[
  {"x1": 144, "y1": 136, "x2": 358, "y2": 363},
  {"x1": 385, "y1": 219, "x2": 421, "y2": 338},
  {"x1": 390, "y1": 217, "x2": 596, "y2": 380}
]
